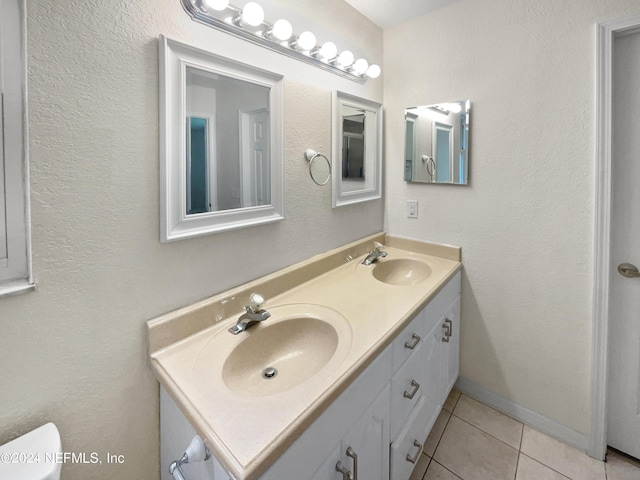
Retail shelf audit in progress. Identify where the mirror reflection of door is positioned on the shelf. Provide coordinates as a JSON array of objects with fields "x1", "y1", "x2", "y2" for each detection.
[
  {"x1": 240, "y1": 108, "x2": 270, "y2": 208},
  {"x1": 187, "y1": 115, "x2": 216, "y2": 214},
  {"x1": 342, "y1": 114, "x2": 365, "y2": 180},
  {"x1": 404, "y1": 113, "x2": 417, "y2": 181},
  {"x1": 433, "y1": 122, "x2": 453, "y2": 183}
]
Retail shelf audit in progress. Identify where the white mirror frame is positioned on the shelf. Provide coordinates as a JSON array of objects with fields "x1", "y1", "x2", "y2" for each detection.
[
  {"x1": 332, "y1": 91, "x2": 382, "y2": 208},
  {"x1": 159, "y1": 35, "x2": 284, "y2": 242}
]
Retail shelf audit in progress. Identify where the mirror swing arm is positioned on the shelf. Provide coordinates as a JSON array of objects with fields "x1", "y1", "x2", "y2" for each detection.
[{"x1": 159, "y1": 35, "x2": 284, "y2": 241}]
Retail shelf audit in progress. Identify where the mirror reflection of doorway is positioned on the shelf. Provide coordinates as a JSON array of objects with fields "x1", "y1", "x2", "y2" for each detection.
[
  {"x1": 433, "y1": 122, "x2": 453, "y2": 183},
  {"x1": 186, "y1": 116, "x2": 214, "y2": 214},
  {"x1": 342, "y1": 114, "x2": 365, "y2": 180}
]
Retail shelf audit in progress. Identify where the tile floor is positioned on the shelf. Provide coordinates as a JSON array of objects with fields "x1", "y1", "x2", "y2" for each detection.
[{"x1": 409, "y1": 390, "x2": 640, "y2": 480}]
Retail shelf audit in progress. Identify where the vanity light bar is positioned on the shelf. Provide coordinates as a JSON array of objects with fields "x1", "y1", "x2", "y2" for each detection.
[{"x1": 180, "y1": 0, "x2": 381, "y2": 83}]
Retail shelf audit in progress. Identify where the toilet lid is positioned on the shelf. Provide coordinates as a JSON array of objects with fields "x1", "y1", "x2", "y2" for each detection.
[{"x1": 0, "y1": 423, "x2": 62, "y2": 480}]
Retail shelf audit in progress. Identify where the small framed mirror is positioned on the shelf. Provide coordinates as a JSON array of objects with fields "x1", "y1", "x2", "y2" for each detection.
[
  {"x1": 332, "y1": 91, "x2": 382, "y2": 207},
  {"x1": 159, "y1": 35, "x2": 284, "y2": 241},
  {"x1": 404, "y1": 100, "x2": 470, "y2": 185}
]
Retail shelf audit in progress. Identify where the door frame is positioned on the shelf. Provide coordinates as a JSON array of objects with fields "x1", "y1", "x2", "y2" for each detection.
[{"x1": 590, "y1": 13, "x2": 640, "y2": 460}]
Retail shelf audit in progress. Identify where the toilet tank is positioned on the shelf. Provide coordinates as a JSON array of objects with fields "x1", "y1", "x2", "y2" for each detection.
[{"x1": 0, "y1": 423, "x2": 62, "y2": 480}]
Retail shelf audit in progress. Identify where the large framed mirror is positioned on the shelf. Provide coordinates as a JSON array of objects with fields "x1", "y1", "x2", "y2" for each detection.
[
  {"x1": 404, "y1": 100, "x2": 470, "y2": 185},
  {"x1": 159, "y1": 35, "x2": 284, "y2": 241},
  {"x1": 332, "y1": 91, "x2": 382, "y2": 207}
]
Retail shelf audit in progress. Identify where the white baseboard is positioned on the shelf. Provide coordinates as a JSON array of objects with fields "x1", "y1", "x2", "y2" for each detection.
[{"x1": 455, "y1": 377, "x2": 589, "y2": 453}]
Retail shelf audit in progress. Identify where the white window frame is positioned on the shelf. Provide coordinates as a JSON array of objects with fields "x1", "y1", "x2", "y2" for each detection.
[{"x1": 0, "y1": 0, "x2": 34, "y2": 297}]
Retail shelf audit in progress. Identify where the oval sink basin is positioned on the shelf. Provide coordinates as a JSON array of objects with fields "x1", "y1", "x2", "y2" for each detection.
[
  {"x1": 194, "y1": 304, "x2": 352, "y2": 398},
  {"x1": 372, "y1": 258, "x2": 432, "y2": 286}
]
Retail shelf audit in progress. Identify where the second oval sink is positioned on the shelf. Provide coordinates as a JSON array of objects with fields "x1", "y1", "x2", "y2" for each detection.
[{"x1": 372, "y1": 258, "x2": 432, "y2": 285}]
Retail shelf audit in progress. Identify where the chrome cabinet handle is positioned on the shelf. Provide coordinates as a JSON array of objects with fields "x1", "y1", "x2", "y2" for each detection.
[
  {"x1": 346, "y1": 447, "x2": 358, "y2": 480},
  {"x1": 403, "y1": 380, "x2": 420, "y2": 399},
  {"x1": 442, "y1": 322, "x2": 450, "y2": 342},
  {"x1": 445, "y1": 318, "x2": 453, "y2": 338},
  {"x1": 406, "y1": 440, "x2": 424, "y2": 464},
  {"x1": 335, "y1": 461, "x2": 353, "y2": 480},
  {"x1": 404, "y1": 333, "x2": 421, "y2": 350},
  {"x1": 618, "y1": 263, "x2": 640, "y2": 278}
]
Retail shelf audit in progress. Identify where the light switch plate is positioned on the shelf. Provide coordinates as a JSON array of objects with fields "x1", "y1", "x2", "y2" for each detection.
[{"x1": 407, "y1": 200, "x2": 418, "y2": 218}]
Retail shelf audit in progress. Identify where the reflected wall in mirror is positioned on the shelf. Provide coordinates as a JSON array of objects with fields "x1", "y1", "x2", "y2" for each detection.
[
  {"x1": 160, "y1": 36, "x2": 284, "y2": 241},
  {"x1": 332, "y1": 92, "x2": 382, "y2": 207},
  {"x1": 404, "y1": 100, "x2": 470, "y2": 185}
]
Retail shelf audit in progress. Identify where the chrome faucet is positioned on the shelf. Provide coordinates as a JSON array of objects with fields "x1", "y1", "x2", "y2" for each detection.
[
  {"x1": 362, "y1": 241, "x2": 387, "y2": 266},
  {"x1": 228, "y1": 293, "x2": 271, "y2": 335}
]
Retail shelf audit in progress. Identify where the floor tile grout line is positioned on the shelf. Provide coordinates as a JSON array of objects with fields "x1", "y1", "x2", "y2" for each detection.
[
  {"x1": 457, "y1": 392, "x2": 530, "y2": 432},
  {"x1": 431, "y1": 458, "x2": 464, "y2": 480},
  {"x1": 450, "y1": 411, "x2": 521, "y2": 454},
  {"x1": 430, "y1": 409, "x2": 455, "y2": 462},
  {"x1": 518, "y1": 453, "x2": 573, "y2": 480}
]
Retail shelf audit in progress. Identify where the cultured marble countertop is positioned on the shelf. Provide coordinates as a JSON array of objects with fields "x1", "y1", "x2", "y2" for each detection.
[{"x1": 147, "y1": 233, "x2": 462, "y2": 480}]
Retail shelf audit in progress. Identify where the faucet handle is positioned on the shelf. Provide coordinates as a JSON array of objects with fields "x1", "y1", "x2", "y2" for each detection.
[
  {"x1": 373, "y1": 241, "x2": 385, "y2": 252},
  {"x1": 248, "y1": 293, "x2": 266, "y2": 312}
]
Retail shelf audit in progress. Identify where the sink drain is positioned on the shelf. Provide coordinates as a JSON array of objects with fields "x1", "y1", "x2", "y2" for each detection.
[{"x1": 262, "y1": 367, "x2": 278, "y2": 379}]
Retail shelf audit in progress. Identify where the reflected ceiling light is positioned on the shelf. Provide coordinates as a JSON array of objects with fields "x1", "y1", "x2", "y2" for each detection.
[
  {"x1": 444, "y1": 102, "x2": 462, "y2": 113},
  {"x1": 204, "y1": 0, "x2": 229, "y2": 10},
  {"x1": 337, "y1": 50, "x2": 354, "y2": 67},
  {"x1": 353, "y1": 58, "x2": 369, "y2": 75},
  {"x1": 366, "y1": 64, "x2": 381, "y2": 79}
]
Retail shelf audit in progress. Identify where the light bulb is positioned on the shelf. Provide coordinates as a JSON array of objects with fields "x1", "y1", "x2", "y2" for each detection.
[
  {"x1": 204, "y1": 0, "x2": 229, "y2": 11},
  {"x1": 353, "y1": 58, "x2": 369, "y2": 75},
  {"x1": 317, "y1": 41, "x2": 337, "y2": 60},
  {"x1": 366, "y1": 64, "x2": 381, "y2": 79},
  {"x1": 271, "y1": 19, "x2": 292, "y2": 41},
  {"x1": 297, "y1": 31, "x2": 317, "y2": 51},
  {"x1": 337, "y1": 50, "x2": 354, "y2": 67},
  {"x1": 241, "y1": 2, "x2": 264, "y2": 27}
]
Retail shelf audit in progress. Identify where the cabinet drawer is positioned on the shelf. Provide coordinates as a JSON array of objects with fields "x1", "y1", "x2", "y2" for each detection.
[
  {"x1": 391, "y1": 310, "x2": 424, "y2": 373},
  {"x1": 390, "y1": 343, "x2": 424, "y2": 439},
  {"x1": 390, "y1": 395, "x2": 431, "y2": 480}
]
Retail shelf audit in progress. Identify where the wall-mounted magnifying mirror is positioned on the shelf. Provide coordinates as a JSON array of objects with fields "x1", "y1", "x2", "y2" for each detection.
[
  {"x1": 332, "y1": 91, "x2": 382, "y2": 207},
  {"x1": 404, "y1": 100, "x2": 470, "y2": 185},
  {"x1": 160, "y1": 35, "x2": 284, "y2": 241}
]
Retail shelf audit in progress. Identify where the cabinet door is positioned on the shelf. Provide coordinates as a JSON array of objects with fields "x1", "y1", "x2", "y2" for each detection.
[
  {"x1": 422, "y1": 317, "x2": 443, "y2": 432},
  {"x1": 442, "y1": 295, "x2": 461, "y2": 396},
  {"x1": 310, "y1": 444, "x2": 342, "y2": 480},
  {"x1": 341, "y1": 384, "x2": 390, "y2": 480}
]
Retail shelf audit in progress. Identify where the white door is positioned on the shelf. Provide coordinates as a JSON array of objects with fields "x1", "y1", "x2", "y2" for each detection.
[
  {"x1": 607, "y1": 29, "x2": 640, "y2": 460},
  {"x1": 240, "y1": 108, "x2": 270, "y2": 207}
]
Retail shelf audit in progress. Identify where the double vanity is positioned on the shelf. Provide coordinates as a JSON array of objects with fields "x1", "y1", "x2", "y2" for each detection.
[{"x1": 147, "y1": 233, "x2": 461, "y2": 480}]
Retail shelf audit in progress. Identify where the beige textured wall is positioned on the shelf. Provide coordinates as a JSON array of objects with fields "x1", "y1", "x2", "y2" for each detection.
[
  {"x1": 0, "y1": 0, "x2": 381, "y2": 478},
  {"x1": 384, "y1": 0, "x2": 640, "y2": 434}
]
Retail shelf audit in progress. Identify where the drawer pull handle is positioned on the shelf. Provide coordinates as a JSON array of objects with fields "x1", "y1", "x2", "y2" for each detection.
[
  {"x1": 406, "y1": 439, "x2": 424, "y2": 464},
  {"x1": 404, "y1": 333, "x2": 421, "y2": 350},
  {"x1": 403, "y1": 380, "x2": 420, "y2": 399},
  {"x1": 335, "y1": 461, "x2": 353, "y2": 480},
  {"x1": 346, "y1": 447, "x2": 358, "y2": 480},
  {"x1": 442, "y1": 321, "x2": 451, "y2": 342},
  {"x1": 445, "y1": 318, "x2": 453, "y2": 338}
]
